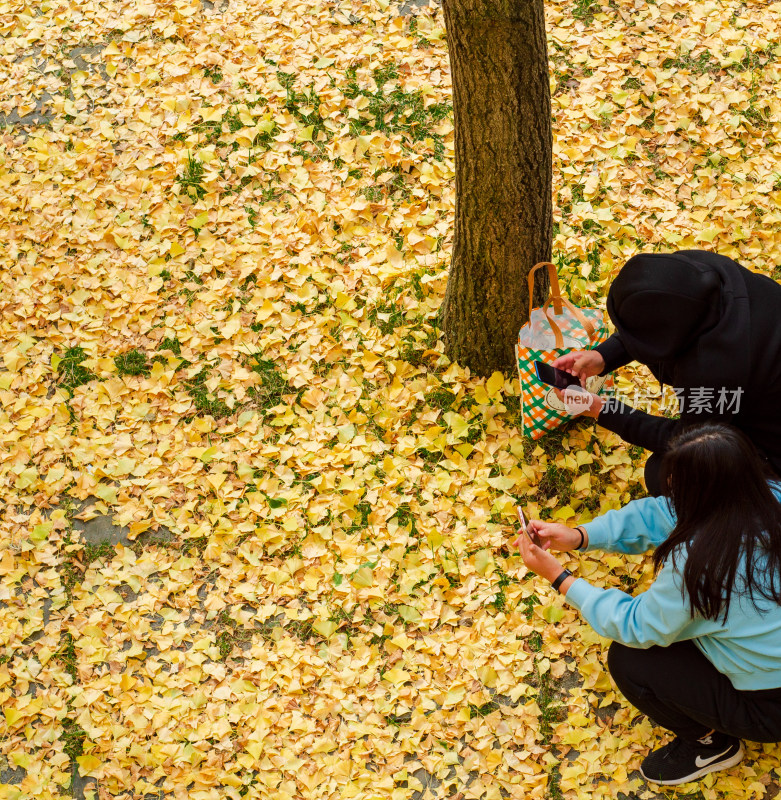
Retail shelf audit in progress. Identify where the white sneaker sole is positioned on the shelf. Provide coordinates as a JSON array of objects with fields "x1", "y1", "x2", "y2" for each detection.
[{"x1": 640, "y1": 743, "x2": 744, "y2": 786}]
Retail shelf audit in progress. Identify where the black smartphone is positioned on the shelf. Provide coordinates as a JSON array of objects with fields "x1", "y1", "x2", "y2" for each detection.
[{"x1": 533, "y1": 360, "x2": 581, "y2": 390}]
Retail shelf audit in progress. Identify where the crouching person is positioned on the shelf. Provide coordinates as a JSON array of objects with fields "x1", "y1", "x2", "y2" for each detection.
[{"x1": 516, "y1": 423, "x2": 781, "y2": 785}]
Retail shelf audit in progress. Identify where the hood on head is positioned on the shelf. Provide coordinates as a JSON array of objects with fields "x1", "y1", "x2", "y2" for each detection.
[{"x1": 607, "y1": 253, "x2": 723, "y2": 363}]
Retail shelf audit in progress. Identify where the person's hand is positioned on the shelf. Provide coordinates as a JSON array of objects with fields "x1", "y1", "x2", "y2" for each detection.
[
  {"x1": 515, "y1": 528, "x2": 565, "y2": 583},
  {"x1": 553, "y1": 350, "x2": 605, "y2": 386},
  {"x1": 513, "y1": 520, "x2": 586, "y2": 552},
  {"x1": 554, "y1": 387, "x2": 603, "y2": 419}
]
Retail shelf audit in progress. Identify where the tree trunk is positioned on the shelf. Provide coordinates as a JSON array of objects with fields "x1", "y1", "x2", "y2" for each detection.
[{"x1": 441, "y1": 0, "x2": 553, "y2": 376}]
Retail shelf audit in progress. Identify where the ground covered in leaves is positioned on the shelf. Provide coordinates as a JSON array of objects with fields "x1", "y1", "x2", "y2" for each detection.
[{"x1": 1, "y1": 0, "x2": 781, "y2": 798}]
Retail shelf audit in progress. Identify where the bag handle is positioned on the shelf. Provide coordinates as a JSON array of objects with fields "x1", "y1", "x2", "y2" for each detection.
[
  {"x1": 528, "y1": 262, "x2": 562, "y2": 319},
  {"x1": 528, "y1": 261, "x2": 597, "y2": 341},
  {"x1": 546, "y1": 309, "x2": 565, "y2": 349},
  {"x1": 543, "y1": 296, "x2": 596, "y2": 340}
]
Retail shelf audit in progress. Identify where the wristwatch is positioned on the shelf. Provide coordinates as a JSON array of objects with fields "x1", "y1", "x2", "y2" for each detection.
[{"x1": 551, "y1": 568, "x2": 573, "y2": 593}]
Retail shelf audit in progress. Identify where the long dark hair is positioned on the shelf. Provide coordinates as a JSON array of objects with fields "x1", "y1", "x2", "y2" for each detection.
[{"x1": 653, "y1": 423, "x2": 781, "y2": 620}]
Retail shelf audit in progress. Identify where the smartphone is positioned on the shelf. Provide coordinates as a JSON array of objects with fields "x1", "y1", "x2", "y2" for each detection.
[
  {"x1": 517, "y1": 506, "x2": 541, "y2": 547},
  {"x1": 533, "y1": 360, "x2": 581, "y2": 390}
]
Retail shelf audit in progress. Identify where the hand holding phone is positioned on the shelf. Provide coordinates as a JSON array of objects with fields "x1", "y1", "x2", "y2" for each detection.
[
  {"x1": 517, "y1": 519, "x2": 586, "y2": 552},
  {"x1": 517, "y1": 506, "x2": 541, "y2": 547},
  {"x1": 533, "y1": 360, "x2": 581, "y2": 390}
]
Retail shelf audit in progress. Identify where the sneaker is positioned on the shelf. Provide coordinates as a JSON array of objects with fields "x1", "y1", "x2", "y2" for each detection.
[{"x1": 640, "y1": 733, "x2": 744, "y2": 785}]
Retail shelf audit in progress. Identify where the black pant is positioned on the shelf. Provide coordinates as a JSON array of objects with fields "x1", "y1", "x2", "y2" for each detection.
[
  {"x1": 608, "y1": 640, "x2": 781, "y2": 742},
  {"x1": 643, "y1": 451, "x2": 665, "y2": 497}
]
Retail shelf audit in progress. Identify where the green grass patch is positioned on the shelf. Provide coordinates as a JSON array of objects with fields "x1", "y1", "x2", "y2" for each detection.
[
  {"x1": 520, "y1": 593, "x2": 540, "y2": 620},
  {"x1": 572, "y1": 0, "x2": 600, "y2": 24},
  {"x1": 55, "y1": 631, "x2": 77, "y2": 680},
  {"x1": 490, "y1": 567, "x2": 514, "y2": 612},
  {"x1": 391, "y1": 502, "x2": 418, "y2": 536},
  {"x1": 246, "y1": 355, "x2": 291, "y2": 412},
  {"x1": 535, "y1": 662, "x2": 568, "y2": 741},
  {"x1": 203, "y1": 65, "x2": 223, "y2": 84},
  {"x1": 662, "y1": 49, "x2": 720, "y2": 75},
  {"x1": 368, "y1": 298, "x2": 405, "y2": 335},
  {"x1": 285, "y1": 618, "x2": 315, "y2": 642},
  {"x1": 278, "y1": 71, "x2": 331, "y2": 145},
  {"x1": 468, "y1": 700, "x2": 499, "y2": 718},
  {"x1": 83, "y1": 540, "x2": 116, "y2": 564},
  {"x1": 741, "y1": 100, "x2": 772, "y2": 129},
  {"x1": 547, "y1": 764, "x2": 564, "y2": 800},
  {"x1": 425, "y1": 387, "x2": 456, "y2": 412},
  {"x1": 361, "y1": 185, "x2": 384, "y2": 203},
  {"x1": 345, "y1": 500, "x2": 372, "y2": 534},
  {"x1": 181, "y1": 536, "x2": 208, "y2": 557},
  {"x1": 177, "y1": 153, "x2": 206, "y2": 201},
  {"x1": 56, "y1": 346, "x2": 96, "y2": 396},
  {"x1": 182, "y1": 366, "x2": 233, "y2": 419},
  {"x1": 385, "y1": 712, "x2": 411, "y2": 727},
  {"x1": 157, "y1": 336, "x2": 182, "y2": 357},
  {"x1": 62, "y1": 716, "x2": 87, "y2": 760},
  {"x1": 215, "y1": 609, "x2": 253, "y2": 660},
  {"x1": 343, "y1": 63, "x2": 451, "y2": 158},
  {"x1": 114, "y1": 348, "x2": 151, "y2": 377}
]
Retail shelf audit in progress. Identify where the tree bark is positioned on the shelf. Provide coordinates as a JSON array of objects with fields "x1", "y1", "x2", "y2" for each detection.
[{"x1": 441, "y1": 0, "x2": 553, "y2": 376}]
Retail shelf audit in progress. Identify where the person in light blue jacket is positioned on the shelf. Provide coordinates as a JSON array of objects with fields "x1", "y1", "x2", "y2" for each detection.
[{"x1": 515, "y1": 422, "x2": 781, "y2": 786}]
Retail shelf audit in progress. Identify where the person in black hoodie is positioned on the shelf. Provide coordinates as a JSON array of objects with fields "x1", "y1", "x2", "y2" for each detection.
[{"x1": 553, "y1": 250, "x2": 781, "y2": 496}]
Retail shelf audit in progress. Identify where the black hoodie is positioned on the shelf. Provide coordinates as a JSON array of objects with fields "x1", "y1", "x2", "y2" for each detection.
[{"x1": 594, "y1": 250, "x2": 781, "y2": 472}]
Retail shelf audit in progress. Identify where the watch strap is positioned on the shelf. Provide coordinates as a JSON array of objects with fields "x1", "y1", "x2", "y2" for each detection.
[
  {"x1": 575, "y1": 526, "x2": 586, "y2": 550},
  {"x1": 551, "y1": 568, "x2": 573, "y2": 593}
]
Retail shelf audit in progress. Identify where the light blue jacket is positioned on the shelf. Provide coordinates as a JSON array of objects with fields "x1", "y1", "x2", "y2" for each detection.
[{"x1": 567, "y1": 492, "x2": 781, "y2": 690}]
